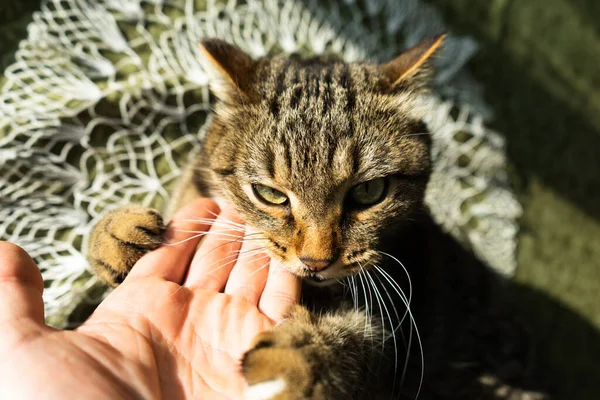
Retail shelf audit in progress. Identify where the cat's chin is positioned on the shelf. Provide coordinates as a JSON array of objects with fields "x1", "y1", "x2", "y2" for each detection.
[{"x1": 304, "y1": 275, "x2": 338, "y2": 287}]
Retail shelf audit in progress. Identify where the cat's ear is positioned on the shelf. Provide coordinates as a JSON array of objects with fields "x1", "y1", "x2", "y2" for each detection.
[
  {"x1": 198, "y1": 39, "x2": 256, "y2": 102},
  {"x1": 381, "y1": 34, "x2": 445, "y2": 89}
]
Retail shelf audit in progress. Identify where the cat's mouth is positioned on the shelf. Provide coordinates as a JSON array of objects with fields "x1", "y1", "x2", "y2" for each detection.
[
  {"x1": 306, "y1": 273, "x2": 328, "y2": 283},
  {"x1": 305, "y1": 274, "x2": 337, "y2": 287}
]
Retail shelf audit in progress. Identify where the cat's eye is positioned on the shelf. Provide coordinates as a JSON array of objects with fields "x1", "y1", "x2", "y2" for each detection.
[
  {"x1": 349, "y1": 178, "x2": 387, "y2": 206},
  {"x1": 252, "y1": 184, "x2": 288, "y2": 205}
]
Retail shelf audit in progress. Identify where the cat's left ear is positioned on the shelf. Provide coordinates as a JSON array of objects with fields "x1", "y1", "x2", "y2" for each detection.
[
  {"x1": 198, "y1": 39, "x2": 256, "y2": 102},
  {"x1": 381, "y1": 33, "x2": 445, "y2": 90}
]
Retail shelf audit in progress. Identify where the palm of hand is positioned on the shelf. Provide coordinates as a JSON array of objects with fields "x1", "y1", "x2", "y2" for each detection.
[
  {"x1": 0, "y1": 200, "x2": 299, "y2": 399},
  {"x1": 83, "y1": 279, "x2": 272, "y2": 398}
]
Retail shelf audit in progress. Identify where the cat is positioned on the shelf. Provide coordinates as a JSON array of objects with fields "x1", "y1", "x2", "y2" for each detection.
[{"x1": 88, "y1": 36, "x2": 546, "y2": 399}]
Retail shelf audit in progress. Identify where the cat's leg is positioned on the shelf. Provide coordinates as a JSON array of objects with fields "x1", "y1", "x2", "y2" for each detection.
[
  {"x1": 88, "y1": 207, "x2": 166, "y2": 286},
  {"x1": 242, "y1": 305, "x2": 387, "y2": 400}
]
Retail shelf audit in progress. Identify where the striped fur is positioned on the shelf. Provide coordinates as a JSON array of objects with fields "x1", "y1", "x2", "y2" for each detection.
[
  {"x1": 195, "y1": 42, "x2": 434, "y2": 281},
  {"x1": 89, "y1": 37, "x2": 445, "y2": 398},
  {"x1": 189, "y1": 39, "x2": 441, "y2": 398}
]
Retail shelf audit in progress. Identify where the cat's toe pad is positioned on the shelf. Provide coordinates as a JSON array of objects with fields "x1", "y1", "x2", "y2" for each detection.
[
  {"x1": 242, "y1": 346, "x2": 315, "y2": 400},
  {"x1": 245, "y1": 378, "x2": 287, "y2": 400}
]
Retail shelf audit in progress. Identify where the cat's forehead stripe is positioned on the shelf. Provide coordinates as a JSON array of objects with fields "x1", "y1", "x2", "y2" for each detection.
[
  {"x1": 254, "y1": 60, "x2": 373, "y2": 188},
  {"x1": 269, "y1": 60, "x2": 290, "y2": 117},
  {"x1": 238, "y1": 57, "x2": 428, "y2": 194},
  {"x1": 263, "y1": 61, "x2": 365, "y2": 119}
]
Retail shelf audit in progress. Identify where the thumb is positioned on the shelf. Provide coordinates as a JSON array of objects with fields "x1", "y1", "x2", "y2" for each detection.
[{"x1": 0, "y1": 242, "x2": 45, "y2": 325}]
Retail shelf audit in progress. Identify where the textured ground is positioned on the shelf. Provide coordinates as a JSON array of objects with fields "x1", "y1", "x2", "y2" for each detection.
[{"x1": 2, "y1": 1, "x2": 599, "y2": 399}]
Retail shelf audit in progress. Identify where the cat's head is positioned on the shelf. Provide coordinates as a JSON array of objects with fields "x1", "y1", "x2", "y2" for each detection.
[{"x1": 197, "y1": 36, "x2": 443, "y2": 283}]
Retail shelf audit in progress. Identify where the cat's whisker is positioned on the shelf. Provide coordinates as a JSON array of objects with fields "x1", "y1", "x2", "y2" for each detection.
[
  {"x1": 347, "y1": 276, "x2": 357, "y2": 312},
  {"x1": 205, "y1": 209, "x2": 248, "y2": 231},
  {"x1": 357, "y1": 269, "x2": 370, "y2": 341},
  {"x1": 350, "y1": 275, "x2": 359, "y2": 313},
  {"x1": 376, "y1": 272, "x2": 410, "y2": 331},
  {"x1": 240, "y1": 249, "x2": 270, "y2": 265},
  {"x1": 180, "y1": 217, "x2": 247, "y2": 233},
  {"x1": 372, "y1": 266, "x2": 423, "y2": 399},
  {"x1": 372, "y1": 268, "x2": 402, "y2": 331},
  {"x1": 185, "y1": 213, "x2": 242, "y2": 225},
  {"x1": 164, "y1": 231, "x2": 257, "y2": 248},
  {"x1": 248, "y1": 260, "x2": 271, "y2": 278},
  {"x1": 206, "y1": 244, "x2": 269, "y2": 271},
  {"x1": 368, "y1": 269, "x2": 400, "y2": 393},
  {"x1": 181, "y1": 216, "x2": 245, "y2": 228},
  {"x1": 362, "y1": 268, "x2": 383, "y2": 353},
  {"x1": 372, "y1": 266, "x2": 410, "y2": 391},
  {"x1": 198, "y1": 252, "x2": 243, "y2": 276},
  {"x1": 200, "y1": 246, "x2": 268, "y2": 279},
  {"x1": 164, "y1": 232, "x2": 215, "y2": 247},
  {"x1": 364, "y1": 270, "x2": 388, "y2": 353},
  {"x1": 364, "y1": 269, "x2": 376, "y2": 329},
  {"x1": 175, "y1": 222, "x2": 272, "y2": 251},
  {"x1": 408, "y1": 313, "x2": 424, "y2": 399},
  {"x1": 191, "y1": 232, "x2": 274, "y2": 263},
  {"x1": 167, "y1": 282, "x2": 187, "y2": 299},
  {"x1": 375, "y1": 254, "x2": 412, "y2": 326},
  {"x1": 189, "y1": 238, "x2": 252, "y2": 268},
  {"x1": 377, "y1": 252, "x2": 412, "y2": 302},
  {"x1": 230, "y1": 246, "x2": 268, "y2": 256},
  {"x1": 171, "y1": 228, "x2": 247, "y2": 238},
  {"x1": 346, "y1": 276, "x2": 353, "y2": 307},
  {"x1": 165, "y1": 223, "x2": 266, "y2": 247},
  {"x1": 360, "y1": 267, "x2": 378, "y2": 346}
]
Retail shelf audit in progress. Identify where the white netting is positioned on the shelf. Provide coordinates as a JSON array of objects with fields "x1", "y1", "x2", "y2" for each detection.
[{"x1": 0, "y1": 0, "x2": 521, "y2": 327}]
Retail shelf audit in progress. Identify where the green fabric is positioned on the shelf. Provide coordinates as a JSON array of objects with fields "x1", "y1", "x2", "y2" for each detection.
[
  {"x1": 2, "y1": 1, "x2": 598, "y2": 398},
  {"x1": 0, "y1": 0, "x2": 40, "y2": 71},
  {"x1": 427, "y1": 1, "x2": 600, "y2": 398}
]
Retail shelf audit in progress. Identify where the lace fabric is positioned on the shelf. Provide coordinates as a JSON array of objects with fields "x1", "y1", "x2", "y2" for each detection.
[{"x1": 0, "y1": 0, "x2": 521, "y2": 327}]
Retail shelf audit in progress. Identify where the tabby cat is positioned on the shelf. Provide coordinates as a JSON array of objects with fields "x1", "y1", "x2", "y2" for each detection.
[{"x1": 89, "y1": 36, "x2": 544, "y2": 399}]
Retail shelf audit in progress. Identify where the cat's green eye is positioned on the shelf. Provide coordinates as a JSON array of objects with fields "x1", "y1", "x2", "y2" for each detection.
[
  {"x1": 349, "y1": 178, "x2": 387, "y2": 206},
  {"x1": 252, "y1": 184, "x2": 288, "y2": 205}
]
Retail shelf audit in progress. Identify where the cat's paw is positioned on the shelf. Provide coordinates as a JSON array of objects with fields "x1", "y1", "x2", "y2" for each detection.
[
  {"x1": 88, "y1": 206, "x2": 166, "y2": 286},
  {"x1": 241, "y1": 325, "x2": 328, "y2": 400}
]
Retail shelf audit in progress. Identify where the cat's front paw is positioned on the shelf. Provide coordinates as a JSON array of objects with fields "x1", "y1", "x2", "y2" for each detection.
[
  {"x1": 242, "y1": 331, "x2": 317, "y2": 400},
  {"x1": 88, "y1": 206, "x2": 166, "y2": 286},
  {"x1": 241, "y1": 320, "x2": 329, "y2": 400}
]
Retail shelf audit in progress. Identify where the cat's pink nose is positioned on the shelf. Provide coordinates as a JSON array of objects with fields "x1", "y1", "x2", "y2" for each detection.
[{"x1": 300, "y1": 257, "x2": 334, "y2": 272}]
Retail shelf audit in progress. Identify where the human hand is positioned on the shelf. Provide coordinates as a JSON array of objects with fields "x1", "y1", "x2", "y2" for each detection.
[{"x1": 0, "y1": 198, "x2": 301, "y2": 399}]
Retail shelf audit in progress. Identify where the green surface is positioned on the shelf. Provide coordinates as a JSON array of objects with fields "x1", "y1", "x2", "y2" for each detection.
[
  {"x1": 0, "y1": 0, "x2": 40, "y2": 71},
  {"x1": 427, "y1": 0, "x2": 600, "y2": 398},
  {"x1": 2, "y1": 1, "x2": 599, "y2": 398}
]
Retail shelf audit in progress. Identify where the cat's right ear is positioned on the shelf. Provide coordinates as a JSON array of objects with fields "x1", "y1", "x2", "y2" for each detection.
[
  {"x1": 198, "y1": 39, "x2": 255, "y2": 102},
  {"x1": 381, "y1": 34, "x2": 445, "y2": 90}
]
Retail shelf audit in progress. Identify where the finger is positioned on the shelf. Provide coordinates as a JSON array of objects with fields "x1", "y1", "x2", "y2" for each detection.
[
  {"x1": 0, "y1": 242, "x2": 45, "y2": 324},
  {"x1": 258, "y1": 259, "x2": 301, "y2": 323},
  {"x1": 184, "y1": 207, "x2": 245, "y2": 289},
  {"x1": 224, "y1": 235, "x2": 271, "y2": 305},
  {"x1": 128, "y1": 198, "x2": 220, "y2": 283}
]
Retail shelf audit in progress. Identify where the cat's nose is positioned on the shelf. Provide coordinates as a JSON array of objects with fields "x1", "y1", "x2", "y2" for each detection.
[{"x1": 300, "y1": 257, "x2": 334, "y2": 272}]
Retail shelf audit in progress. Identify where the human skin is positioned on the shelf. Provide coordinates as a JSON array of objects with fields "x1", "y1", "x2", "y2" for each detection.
[{"x1": 0, "y1": 198, "x2": 301, "y2": 399}]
